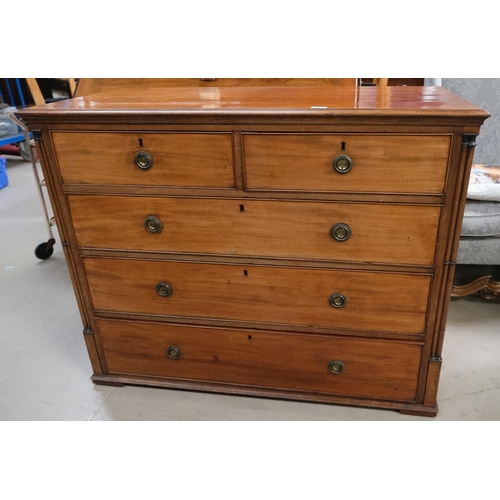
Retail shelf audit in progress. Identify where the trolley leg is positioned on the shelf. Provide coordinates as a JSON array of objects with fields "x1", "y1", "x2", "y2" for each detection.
[{"x1": 10, "y1": 113, "x2": 57, "y2": 259}]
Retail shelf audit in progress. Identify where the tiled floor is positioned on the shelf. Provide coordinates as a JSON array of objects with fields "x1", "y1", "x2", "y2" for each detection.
[{"x1": 1, "y1": 157, "x2": 499, "y2": 420}]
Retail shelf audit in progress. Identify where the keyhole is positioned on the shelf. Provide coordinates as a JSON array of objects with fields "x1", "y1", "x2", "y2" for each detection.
[
  {"x1": 244, "y1": 270, "x2": 248, "y2": 277},
  {"x1": 248, "y1": 335, "x2": 252, "y2": 341},
  {"x1": 138, "y1": 138, "x2": 143, "y2": 148},
  {"x1": 239, "y1": 204, "x2": 245, "y2": 213},
  {"x1": 341, "y1": 141, "x2": 346, "y2": 150}
]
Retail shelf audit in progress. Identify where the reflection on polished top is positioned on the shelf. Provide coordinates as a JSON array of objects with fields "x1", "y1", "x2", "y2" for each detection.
[{"x1": 18, "y1": 86, "x2": 490, "y2": 121}]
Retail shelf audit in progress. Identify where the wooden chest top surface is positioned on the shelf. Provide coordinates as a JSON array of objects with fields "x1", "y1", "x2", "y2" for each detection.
[{"x1": 18, "y1": 86, "x2": 489, "y2": 123}]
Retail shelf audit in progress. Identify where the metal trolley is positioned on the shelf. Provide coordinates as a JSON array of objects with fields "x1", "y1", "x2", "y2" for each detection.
[{"x1": 10, "y1": 113, "x2": 57, "y2": 260}]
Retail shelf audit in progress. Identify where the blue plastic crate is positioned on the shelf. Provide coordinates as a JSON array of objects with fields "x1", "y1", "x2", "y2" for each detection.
[{"x1": 0, "y1": 157, "x2": 8, "y2": 189}]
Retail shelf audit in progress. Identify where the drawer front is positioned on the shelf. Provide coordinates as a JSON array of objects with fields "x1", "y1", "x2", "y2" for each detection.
[
  {"x1": 52, "y1": 132, "x2": 235, "y2": 188},
  {"x1": 85, "y1": 258, "x2": 431, "y2": 334},
  {"x1": 97, "y1": 319, "x2": 422, "y2": 402},
  {"x1": 69, "y1": 195, "x2": 441, "y2": 266},
  {"x1": 243, "y1": 134, "x2": 451, "y2": 194}
]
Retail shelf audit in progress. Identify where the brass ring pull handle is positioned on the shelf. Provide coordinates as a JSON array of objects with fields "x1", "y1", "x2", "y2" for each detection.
[
  {"x1": 134, "y1": 150, "x2": 154, "y2": 170},
  {"x1": 167, "y1": 346, "x2": 182, "y2": 359},
  {"x1": 144, "y1": 215, "x2": 162, "y2": 233},
  {"x1": 328, "y1": 360, "x2": 345, "y2": 374},
  {"x1": 331, "y1": 223, "x2": 351, "y2": 242},
  {"x1": 330, "y1": 293, "x2": 347, "y2": 308},
  {"x1": 332, "y1": 154, "x2": 354, "y2": 174},
  {"x1": 156, "y1": 282, "x2": 173, "y2": 297}
]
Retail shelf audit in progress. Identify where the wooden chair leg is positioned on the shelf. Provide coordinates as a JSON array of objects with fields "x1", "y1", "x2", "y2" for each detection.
[
  {"x1": 68, "y1": 78, "x2": 76, "y2": 97},
  {"x1": 374, "y1": 78, "x2": 389, "y2": 87},
  {"x1": 451, "y1": 275, "x2": 500, "y2": 299},
  {"x1": 25, "y1": 78, "x2": 46, "y2": 106}
]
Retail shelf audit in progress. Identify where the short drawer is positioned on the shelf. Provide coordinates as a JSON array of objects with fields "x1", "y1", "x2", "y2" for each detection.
[
  {"x1": 69, "y1": 195, "x2": 441, "y2": 266},
  {"x1": 85, "y1": 258, "x2": 431, "y2": 334},
  {"x1": 97, "y1": 319, "x2": 422, "y2": 402},
  {"x1": 243, "y1": 134, "x2": 451, "y2": 194},
  {"x1": 51, "y1": 132, "x2": 235, "y2": 188}
]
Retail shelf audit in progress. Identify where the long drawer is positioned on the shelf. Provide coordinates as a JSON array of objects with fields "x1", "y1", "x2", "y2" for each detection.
[
  {"x1": 243, "y1": 134, "x2": 451, "y2": 194},
  {"x1": 69, "y1": 195, "x2": 441, "y2": 266},
  {"x1": 97, "y1": 319, "x2": 422, "y2": 402},
  {"x1": 85, "y1": 258, "x2": 431, "y2": 334},
  {"x1": 52, "y1": 132, "x2": 235, "y2": 187}
]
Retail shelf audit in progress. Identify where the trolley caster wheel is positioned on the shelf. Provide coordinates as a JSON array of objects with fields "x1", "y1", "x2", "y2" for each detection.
[{"x1": 35, "y1": 238, "x2": 55, "y2": 260}]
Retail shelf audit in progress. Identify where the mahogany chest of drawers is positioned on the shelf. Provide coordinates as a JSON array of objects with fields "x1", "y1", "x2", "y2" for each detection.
[{"x1": 19, "y1": 85, "x2": 489, "y2": 416}]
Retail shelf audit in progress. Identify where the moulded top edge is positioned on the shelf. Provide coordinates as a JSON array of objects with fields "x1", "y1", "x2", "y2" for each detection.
[{"x1": 15, "y1": 86, "x2": 491, "y2": 123}]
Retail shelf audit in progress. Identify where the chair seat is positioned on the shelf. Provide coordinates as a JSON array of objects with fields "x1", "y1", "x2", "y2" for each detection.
[
  {"x1": 461, "y1": 200, "x2": 500, "y2": 237},
  {"x1": 457, "y1": 236, "x2": 500, "y2": 265},
  {"x1": 458, "y1": 200, "x2": 500, "y2": 265}
]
